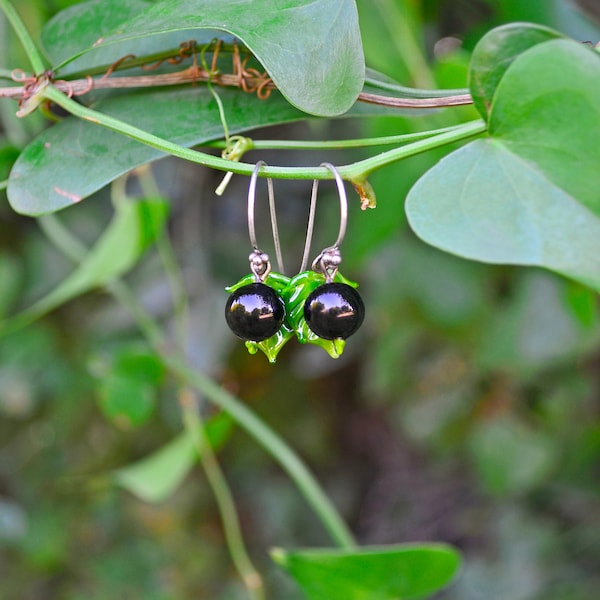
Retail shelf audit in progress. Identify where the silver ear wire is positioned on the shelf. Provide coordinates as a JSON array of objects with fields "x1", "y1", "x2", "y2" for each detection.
[
  {"x1": 300, "y1": 163, "x2": 348, "y2": 281},
  {"x1": 247, "y1": 161, "x2": 285, "y2": 280}
]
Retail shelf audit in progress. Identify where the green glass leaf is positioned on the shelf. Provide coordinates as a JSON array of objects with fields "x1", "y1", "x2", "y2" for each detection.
[
  {"x1": 406, "y1": 40, "x2": 600, "y2": 291},
  {"x1": 245, "y1": 324, "x2": 295, "y2": 364},
  {"x1": 225, "y1": 270, "x2": 360, "y2": 360},
  {"x1": 272, "y1": 544, "x2": 461, "y2": 600},
  {"x1": 113, "y1": 412, "x2": 233, "y2": 503},
  {"x1": 0, "y1": 198, "x2": 168, "y2": 335},
  {"x1": 469, "y1": 22, "x2": 562, "y2": 120},
  {"x1": 283, "y1": 270, "x2": 357, "y2": 359},
  {"x1": 226, "y1": 272, "x2": 293, "y2": 363},
  {"x1": 42, "y1": 0, "x2": 365, "y2": 117},
  {"x1": 225, "y1": 272, "x2": 291, "y2": 295}
]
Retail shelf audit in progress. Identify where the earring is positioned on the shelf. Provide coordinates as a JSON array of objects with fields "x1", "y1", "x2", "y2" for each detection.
[
  {"x1": 225, "y1": 161, "x2": 293, "y2": 361},
  {"x1": 284, "y1": 163, "x2": 365, "y2": 358}
]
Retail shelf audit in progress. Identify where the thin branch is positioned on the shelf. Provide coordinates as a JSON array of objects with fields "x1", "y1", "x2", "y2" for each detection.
[
  {"x1": 358, "y1": 90, "x2": 472, "y2": 108},
  {"x1": 205, "y1": 124, "x2": 469, "y2": 151},
  {"x1": 0, "y1": 65, "x2": 473, "y2": 108}
]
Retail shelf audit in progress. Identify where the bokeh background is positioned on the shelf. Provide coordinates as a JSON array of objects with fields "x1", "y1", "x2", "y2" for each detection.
[{"x1": 1, "y1": 1, "x2": 599, "y2": 598}]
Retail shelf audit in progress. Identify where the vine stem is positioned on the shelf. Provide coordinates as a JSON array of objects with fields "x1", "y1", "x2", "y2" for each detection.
[
  {"x1": 181, "y1": 388, "x2": 266, "y2": 600},
  {"x1": 37, "y1": 213, "x2": 356, "y2": 550},
  {"x1": 205, "y1": 124, "x2": 468, "y2": 151},
  {"x1": 0, "y1": 0, "x2": 46, "y2": 74},
  {"x1": 134, "y1": 166, "x2": 190, "y2": 354},
  {"x1": 137, "y1": 164, "x2": 264, "y2": 596},
  {"x1": 42, "y1": 85, "x2": 486, "y2": 183}
]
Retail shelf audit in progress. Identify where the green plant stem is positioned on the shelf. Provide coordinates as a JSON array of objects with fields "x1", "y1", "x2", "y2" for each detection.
[
  {"x1": 37, "y1": 213, "x2": 356, "y2": 549},
  {"x1": 0, "y1": 0, "x2": 46, "y2": 74},
  {"x1": 115, "y1": 294, "x2": 356, "y2": 550},
  {"x1": 136, "y1": 166, "x2": 190, "y2": 355},
  {"x1": 364, "y1": 73, "x2": 468, "y2": 98},
  {"x1": 206, "y1": 124, "x2": 468, "y2": 151},
  {"x1": 43, "y1": 85, "x2": 486, "y2": 183},
  {"x1": 348, "y1": 118, "x2": 486, "y2": 178},
  {"x1": 136, "y1": 168, "x2": 262, "y2": 595},
  {"x1": 373, "y1": 0, "x2": 435, "y2": 89},
  {"x1": 0, "y1": 179, "x2": 7, "y2": 191},
  {"x1": 182, "y1": 391, "x2": 265, "y2": 600}
]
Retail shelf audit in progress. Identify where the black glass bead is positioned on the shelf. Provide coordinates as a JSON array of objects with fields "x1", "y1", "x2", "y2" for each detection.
[
  {"x1": 304, "y1": 282, "x2": 365, "y2": 340},
  {"x1": 225, "y1": 283, "x2": 285, "y2": 342}
]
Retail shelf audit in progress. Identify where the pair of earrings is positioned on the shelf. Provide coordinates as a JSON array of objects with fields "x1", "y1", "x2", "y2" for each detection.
[{"x1": 225, "y1": 162, "x2": 365, "y2": 362}]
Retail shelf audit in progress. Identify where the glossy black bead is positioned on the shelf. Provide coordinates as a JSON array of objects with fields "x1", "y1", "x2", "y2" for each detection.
[
  {"x1": 225, "y1": 283, "x2": 285, "y2": 342},
  {"x1": 304, "y1": 282, "x2": 365, "y2": 340}
]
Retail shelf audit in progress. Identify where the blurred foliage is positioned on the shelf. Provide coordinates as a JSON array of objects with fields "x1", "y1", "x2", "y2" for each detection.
[{"x1": 1, "y1": 1, "x2": 599, "y2": 599}]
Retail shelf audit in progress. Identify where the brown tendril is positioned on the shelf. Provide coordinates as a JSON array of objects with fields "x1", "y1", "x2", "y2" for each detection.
[{"x1": 102, "y1": 54, "x2": 137, "y2": 79}]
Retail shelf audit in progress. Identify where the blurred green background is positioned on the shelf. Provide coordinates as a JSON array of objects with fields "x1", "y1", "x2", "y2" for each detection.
[{"x1": 1, "y1": 1, "x2": 599, "y2": 598}]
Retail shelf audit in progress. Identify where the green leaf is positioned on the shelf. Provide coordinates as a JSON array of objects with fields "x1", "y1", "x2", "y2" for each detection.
[
  {"x1": 8, "y1": 86, "x2": 305, "y2": 216},
  {"x1": 469, "y1": 22, "x2": 562, "y2": 120},
  {"x1": 469, "y1": 415, "x2": 559, "y2": 496},
  {"x1": 0, "y1": 143, "x2": 20, "y2": 181},
  {"x1": 8, "y1": 80, "x2": 411, "y2": 216},
  {"x1": 474, "y1": 271, "x2": 598, "y2": 372},
  {"x1": 0, "y1": 198, "x2": 168, "y2": 334},
  {"x1": 113, "y1": 412, "x2": 233, "y2": 503},
  {"x1": 41, "y1": 0, "x2": 191, "y2": 73},
  {"x1": 272, "y1": 544, "x2": 462, "y2": 600},
  {"x1": 112, "y1": 346, "x2": 165, "y2": 387},
  {"x1": 406, "y1": 40, "x2": 600, "y2": 290},
  {"x1": 42, "y1": 0, "x2": 365, "y2": 116},
  {"x1": 114, "y1": 430, "x2": 195, "y2": 502},
  {"x1": 97, "y1": 375, "x2": 156, "y2": 429}
]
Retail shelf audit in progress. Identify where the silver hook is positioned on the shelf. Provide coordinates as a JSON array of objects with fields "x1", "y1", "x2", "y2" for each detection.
[
  {"x1": 247, "y1": 161, "x2": 285, "y2": 280},
  {"x1": 300, "y1": 163, "x2": 348, "y2": 281}
]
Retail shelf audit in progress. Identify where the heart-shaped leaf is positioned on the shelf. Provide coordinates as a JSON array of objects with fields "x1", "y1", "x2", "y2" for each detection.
[
  {"x1": 469, "y1": 22, "x2": 563, "y2": 120},
  {"x1": 42, "y1": 0, "x2": 365, "y2": 116},
  {"x1": 272, "y1": 544, "x2": 461, "y2": 600},
  {"x1": 42, "y1": 0, "x2": 213, "y2": 75},
  {"x1": 406, "y1": 40, "x2": 600, "y2": 290}
]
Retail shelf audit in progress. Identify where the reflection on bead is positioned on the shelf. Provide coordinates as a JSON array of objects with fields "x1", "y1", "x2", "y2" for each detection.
[
  {"x1": 304, "y1": 283, "x2": 364, "y2": 340},
  {"x1": 225, "y1": 283, "x2": 285, "y2": 342}
]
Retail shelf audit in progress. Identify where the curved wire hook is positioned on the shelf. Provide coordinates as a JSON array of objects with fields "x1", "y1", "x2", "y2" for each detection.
[
  {"x1": 247, "y1": 161, "x2": 285, "y2": 279},
  {"x1": 300, "y1": 162, "x2": 348, "y2": 276}
]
